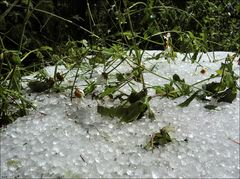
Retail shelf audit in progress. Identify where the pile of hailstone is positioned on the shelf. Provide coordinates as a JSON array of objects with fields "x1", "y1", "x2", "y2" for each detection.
[{"x1": 1, "y1": 51, "x2": 239, "y2": 178}]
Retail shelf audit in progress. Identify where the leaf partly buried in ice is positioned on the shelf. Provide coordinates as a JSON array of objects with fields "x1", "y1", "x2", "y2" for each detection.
[
  {"x1": 121, "y1": 100, "x2": 148, "y2": 122},
  {"x1": 147, "y1": 108, "x2": 156, "y2": 121},
  {"x1": 28, "y1": 79, "x2": 54, "y2": 92},
  {"x1": 203, "y1": 82, "x2": 222, "y2": 94},
  {"x1": 215, "y1": 88, "x2": 237, "y2": 103},
  {"x1": 204, "y1": 105, "x2": 218, "y2": 110},
  {"x1": 128, "y1": 89, "x2": 147, "y2": 104},
  {"x1": 144, "y1": 125, "x2": 174, "y2": 150},
  {"x1": 97, "y1": 105, "x2": 125, "y2": 119},
  {"x1": 98, "y1": 89, "x2": 153, "y2": 122},
  {"x1": 97, "y1": 100, "x2": 148, "y2": 122}
]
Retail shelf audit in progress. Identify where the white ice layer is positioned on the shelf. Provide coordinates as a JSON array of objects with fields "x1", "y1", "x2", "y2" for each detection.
[{"x1": 1, "y1": 51, "x2": 239, "y2": 178}]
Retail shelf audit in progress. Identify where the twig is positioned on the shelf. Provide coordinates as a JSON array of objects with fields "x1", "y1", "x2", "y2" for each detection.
[
  {"x1": 228, "y1": 137, "x2": 240, "y2": 145},
  {"x1": 80, "y1": 154, "x2": 87, "y2": 163}
]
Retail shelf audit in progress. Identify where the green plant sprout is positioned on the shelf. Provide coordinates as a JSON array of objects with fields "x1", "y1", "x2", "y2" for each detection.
[
  {"x1": 153, "y1": 74, "x2": 192, "y2": 99},
  {"x1": 144, "y1": 124, "x2": 175, "y2": 151}
]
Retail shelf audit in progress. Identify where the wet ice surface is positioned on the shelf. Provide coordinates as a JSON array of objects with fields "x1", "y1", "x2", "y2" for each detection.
[{"x1": 1, "y1": 51, "x2": 239, "y2": 178}]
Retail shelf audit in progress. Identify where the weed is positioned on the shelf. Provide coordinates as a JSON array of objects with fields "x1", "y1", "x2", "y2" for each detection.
[
  {"x1": 144, "y1": 124, "x2": 175, "y2": 151},
  {"x1": 0, "y1": 46, "x2": 51, "y2": 126}
]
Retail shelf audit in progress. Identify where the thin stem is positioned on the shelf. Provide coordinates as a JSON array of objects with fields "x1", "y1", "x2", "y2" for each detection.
[
  {"x1": 191, "y1": 75, "x2": 219, "y2": 86},
  {"x1": 124, "y1": 4, "x2": 145, "y2": 89},
  {"x1": 10, "y1": 4, "x2": 100, "y2": 39},
  {"x1": 70, "y1": 65, "x2": 81, "y2": 102},
  {"x1": 19, "y1": 0, "x2": 31, "y2": 51}
]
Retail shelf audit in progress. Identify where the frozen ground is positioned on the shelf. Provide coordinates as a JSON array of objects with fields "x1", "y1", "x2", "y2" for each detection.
[{"x1": 1, "y1": 51, "x2": 239, "y2": 178}]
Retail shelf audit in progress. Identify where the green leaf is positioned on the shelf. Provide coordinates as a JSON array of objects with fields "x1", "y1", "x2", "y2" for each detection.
[
  {"x1": 83, "y1": 81, "x2": 96, "y2": 95},
  {"x1": 191, "y1": 51, "x2": 199, "y2": 63},
  {"x1": 122, "y1": 31, "x2": 134, "y2": 40},
  {"x1": 12, "y1": 54, "x2": 21, "y2": 65},
  {"x1": 154, "y1": 86, "x2": 165, "y2": 95},
  {"x1": 40, "y1": 46, "x2": 53, "y2": 51},
  {"x1": 204, "y1": 105, "x2": 218, "y2": 110},
  {"x1": 7, "y1": 51, "x2": 22, "y2": 65},
  {"x1": 178, "y1": 90, "x2": 200, "y2": 107},
  {"x1": 173, "y1": 74, "x2": 181, "y2": 82},
  {"x1": 128, "y1": 89, "x2": 147, "y2": 104},
  {"x1": 147, "y1": 108, "x2": 155, "y2": 121},
  {"x1": 224, "y1": 72, "x2": 235, "y2": 88},
  {"x1": 203, "y1": 82, "x2": 222, "y2": 94},
  {"x1": 97, "y1": 98, "x2": 148, "y2": 122},
  {"x1": 100, "y1": 85, "x2": 117, "y2": 98},
  {"x1": 116, "y1": 73, "x2": 125, "y2": 82},
  {"x1": 120, "y1": 100, "x2": 148, "y2": 122},
  {"x1": 155, "y1": 84, "x2": 178, "y2": 98},
  {"x1": 28, "y1": 79, "x2": 54, "y2": 92},
  {"x1": 35, "y1": 51, "x2": 43, "y2": 59},
  {"x1": 215, "y1": 88, "x2": 237, "y2": 103},
  {"x1": 144, "y1": 125, "x2": 174, "y2": 150},
  {"x1": 215, "y1": 69, "x2": 223, "y2": 75},
  {"x1": 153, "y1": 132, "x2": 171, "y2": 146},
  {"x1": 97, "y1": 105, "x2": 119, "y2": 118}
]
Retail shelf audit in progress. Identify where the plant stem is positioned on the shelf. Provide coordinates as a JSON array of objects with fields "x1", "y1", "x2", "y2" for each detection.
[
  {"x1": 70, "y1": 65, "x2": 81, "y2": 102},
  {"x1": 125, "y1": 4, "x2": 145, "y2": 89},
  {"x1": 19, "y1": 0, "x2": 31, "y2": 52}
]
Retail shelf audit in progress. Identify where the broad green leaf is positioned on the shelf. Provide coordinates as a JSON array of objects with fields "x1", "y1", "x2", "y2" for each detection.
[
  {"x1": 97, "y1": 98, "x2": 148, "y2": 122},
  {"x1": 28, "y1": 79, "x2": 54, "y2": 92},
  {"x1": 215, "y1": 88, "x2": 237, "y2": 103},
  {"x1": 128, "y1": 89, "x2": 147, "y2": 104},
  {"x1": 97, "y1": 105, "x2": 120, "y2": 118},
  {"x1": 120, "y1": 100, "x2": 148, "y2": 122},
  {"x1": 203, "y1": 82, "x2": 221, "y2": 93}
]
